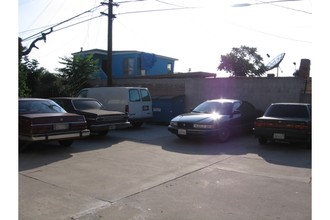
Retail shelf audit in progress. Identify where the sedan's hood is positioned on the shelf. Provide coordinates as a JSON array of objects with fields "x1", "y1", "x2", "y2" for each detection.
[
  {"x1": 172, "y1": 113, "x2": 227, "y2": 123},
  {"x1": 77, "y1": 109, "x2": 126, "y2": 117}
]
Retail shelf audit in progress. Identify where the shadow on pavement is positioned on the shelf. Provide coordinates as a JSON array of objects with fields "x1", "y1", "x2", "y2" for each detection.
[
  {"x1": 19, "y1": 134, "x2": 122, "y2": 172},
  {"x1": 159, "y1": 134, "x2": 311, "y2": 169}
]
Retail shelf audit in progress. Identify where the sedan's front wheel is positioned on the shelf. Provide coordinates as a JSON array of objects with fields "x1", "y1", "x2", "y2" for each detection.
[{"x1": 217, "y1": 127, "x2": 231, "y2": 143}]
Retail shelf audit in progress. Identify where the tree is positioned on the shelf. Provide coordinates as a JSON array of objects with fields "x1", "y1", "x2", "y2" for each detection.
[
  {"x1": 56, "y1": 54, "x2": 97, "y2": 96},
  {"x1": 217, "y1": 45, "x2": 266, "y2": 77}
]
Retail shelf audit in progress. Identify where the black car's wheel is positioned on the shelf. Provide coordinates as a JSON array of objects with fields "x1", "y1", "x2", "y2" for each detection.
[
  {"x1": 97, "y1": 130, "x2": 109, "y2": 136},
  {"x1": 131, "y1": 122, "x2": 143, "y2": 128},
  {"x1": 217, "y1": 127, "x2": 231, "y2": 143},
  {"x1": 258, "y1": 138, "x2": 267, "y2": 145},
  {"x1": 59, "y1": 140, "x2": 73, "y2": 147}
]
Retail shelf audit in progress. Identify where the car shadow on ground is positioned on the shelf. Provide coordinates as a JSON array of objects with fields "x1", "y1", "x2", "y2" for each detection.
[
  {"x1": 19, "y1": 134, "x2": 122, "y2": 172},
  {"x1": 160, "y1": 134, "x2": 311, "y2": 169}
]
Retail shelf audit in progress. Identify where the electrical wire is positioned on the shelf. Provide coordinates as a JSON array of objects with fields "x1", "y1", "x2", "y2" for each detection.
[
  {"x1": 21, "y1": 4, "x2": 104, "y2": 42},
  {"x1": 256, "y1": 0, "x2": 312, "y2": 14}
]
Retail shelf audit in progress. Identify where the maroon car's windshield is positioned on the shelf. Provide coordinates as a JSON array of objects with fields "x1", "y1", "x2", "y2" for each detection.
[
  {"x1": 264, "y1": 104, "x2": 310, "y2": 118},
  {"x1": 19, "y1": 100, "x2": 66, "y2": 114}
]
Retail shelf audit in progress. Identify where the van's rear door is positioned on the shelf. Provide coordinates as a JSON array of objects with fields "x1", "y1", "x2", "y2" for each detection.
[{"x1": 128, "y1": 88, "x2": 153, "y2": 120}]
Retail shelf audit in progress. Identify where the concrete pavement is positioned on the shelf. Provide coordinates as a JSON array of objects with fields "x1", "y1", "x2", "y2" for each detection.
[{"x1": 19, "y1": 124, "x2": 311, "y2": 220}]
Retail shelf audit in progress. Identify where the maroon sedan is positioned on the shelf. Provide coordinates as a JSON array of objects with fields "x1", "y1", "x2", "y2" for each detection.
[{"x1": 19, "y1": 98, "x2": 90, "y2": 151}]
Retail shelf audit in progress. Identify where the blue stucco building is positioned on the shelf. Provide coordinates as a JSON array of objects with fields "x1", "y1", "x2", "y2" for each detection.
[{"x1": 72, "y1": 49, "x2": 178, "y2": 80}]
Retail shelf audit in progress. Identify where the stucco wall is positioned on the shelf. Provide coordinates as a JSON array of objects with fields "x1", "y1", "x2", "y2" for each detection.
[
  {"x1": 113, "y1": 77, "x2": 311, "y2": 113},
  {"x1": 184, "y1": 77, "x2": 309, "y2": 112}
]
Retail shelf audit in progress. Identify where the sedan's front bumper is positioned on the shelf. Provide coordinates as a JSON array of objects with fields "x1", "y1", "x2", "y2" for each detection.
[{"x1": 168, "y1": 126, "x2": 219, "y2": 138}]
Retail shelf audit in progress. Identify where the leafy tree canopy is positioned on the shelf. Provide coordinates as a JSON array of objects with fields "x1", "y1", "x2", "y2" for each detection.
[
  {"x1": 56, "y1": 54, "x2": 97, "y2": 96},
  {"x1": 218, "y1": 45, "x2": 267, "y2": 77}
]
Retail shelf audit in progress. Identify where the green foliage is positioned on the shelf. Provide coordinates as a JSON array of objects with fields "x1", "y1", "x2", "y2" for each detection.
[
  {"x1": 56, "y1": 54, "x2": 97, "y2": 96},
  {"x1": 218, "y1": 45, "x2": 266, "y2": 77},
  {"x1": 19, "y1": 60, "x2": 31, "y2": 97},
  {"x1": 19, "y1": 57, "x2": 64, "y2": 98}
]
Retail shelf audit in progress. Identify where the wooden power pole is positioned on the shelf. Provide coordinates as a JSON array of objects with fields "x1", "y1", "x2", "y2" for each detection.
[{"x1": 101, "y1": 0, "x2": 115, "y2": 86}]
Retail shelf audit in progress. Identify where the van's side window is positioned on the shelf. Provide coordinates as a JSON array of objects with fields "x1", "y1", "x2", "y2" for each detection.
[
  {"x1": 129, "y1": 89, "x2": 141, "y2": 102},
  {"x1": 140, "y1": 89, "x2": 151, "y2": 101}
]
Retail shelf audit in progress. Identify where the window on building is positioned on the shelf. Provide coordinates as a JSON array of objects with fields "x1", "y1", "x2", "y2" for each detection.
[
  {"x1": 167, "y1": 63, "x2": 173, "y2": 73},
  {"x1": 124, "y1": 58, "x2": 134, "y2": 76}
]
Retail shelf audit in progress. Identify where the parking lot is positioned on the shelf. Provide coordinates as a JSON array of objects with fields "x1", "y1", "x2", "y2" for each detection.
[{"x1": 19, "y1": 124, "x2": 311, "y2": 220}]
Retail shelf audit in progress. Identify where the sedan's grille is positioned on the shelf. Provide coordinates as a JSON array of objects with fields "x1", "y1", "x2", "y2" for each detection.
[{"x1": 178, "y1": 122, "x2": 194, "y2": 129}]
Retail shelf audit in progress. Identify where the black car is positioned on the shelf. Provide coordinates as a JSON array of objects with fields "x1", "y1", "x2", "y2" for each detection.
[
  {"x1": 51, "y1": 97, "x2": 131, "y2": 136},
  {"x1": 19, "y1": 98, "x2": 90, "y2": 151},
  {"x1": 168, "y1": 99, "x2": 258, "y2": 142},
  {"x1": 254, "y1": 103, "x2": 311, "y2": 145}
]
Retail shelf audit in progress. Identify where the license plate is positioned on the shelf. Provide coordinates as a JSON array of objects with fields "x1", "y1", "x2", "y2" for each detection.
[
  {"x1": 54, "y1": 123, "x2": 69, "y2": 130},
  {"x1": 273, "y1": 133, "x2": 285, "y2": 139},
  {"x1": 178, "y1": 129, "x2": 187, "y2": 135}
]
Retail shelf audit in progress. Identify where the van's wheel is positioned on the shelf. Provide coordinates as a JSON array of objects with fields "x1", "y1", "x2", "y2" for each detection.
[
  {"x1": 59, "y1": 140, "x2": 73, "y2": 147},
  {"x1": 131, "y1": 122, "x2": 143, "y2": 128}
]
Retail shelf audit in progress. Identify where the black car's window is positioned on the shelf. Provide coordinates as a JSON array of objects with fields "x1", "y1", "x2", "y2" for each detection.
[
  {"x1": 19, "y1": 100, "x2": 66, "y2": 114},
  {"x1": 265, "y1": 104, "x2": 310, "y2": 118},
  {"x1": 193, "y1": 101, "x2": 233, "y2": 115},
  {"x1": 72, "y1": 100, "x2": 104, "y2": 110}
]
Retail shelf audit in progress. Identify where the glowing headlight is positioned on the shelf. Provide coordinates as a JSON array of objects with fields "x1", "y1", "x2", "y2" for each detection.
[
  {"x1": 170, "y1": 121, "x2": 178, "y2": 127},
  {"x1": 193, "y1": 124, "x2": 215, "y2": 129}
]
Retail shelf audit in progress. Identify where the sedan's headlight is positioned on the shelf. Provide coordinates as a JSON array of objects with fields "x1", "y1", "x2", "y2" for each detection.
[
  {"x1": 193, "y1": 124, "x2": 215, "y2": 129},
  {"x1": 170, "y1": 121, "x2": 178, "y2": 127}
]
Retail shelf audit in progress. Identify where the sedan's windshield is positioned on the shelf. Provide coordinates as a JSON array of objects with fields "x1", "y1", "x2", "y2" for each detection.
[
  {"x1": 73, "y1": 100, "x2": 104, "y2": 110},
  {"x1": 192, "y1": 101, "x2": 233, "y2": 115}
]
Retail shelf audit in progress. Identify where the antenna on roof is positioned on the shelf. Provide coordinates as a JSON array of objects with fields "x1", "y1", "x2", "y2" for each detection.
[{"x1": 265, "y1": 53, "x2": 286, "y2": 77}]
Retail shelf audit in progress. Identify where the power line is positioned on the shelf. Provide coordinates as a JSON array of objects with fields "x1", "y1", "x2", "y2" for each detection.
[
  {"x1": 116, "y1": 6, "x2": 197, "y2": 15},
  {"x1": 21, "y1": 4, "x2": 104, "y2": 42}
]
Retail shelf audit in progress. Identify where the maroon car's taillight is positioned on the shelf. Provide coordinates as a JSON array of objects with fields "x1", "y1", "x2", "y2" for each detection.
[
  {"x1": 19, "y1": 118, "x2": 32, "y2": 133},
  {"x1": 254, "y1": 121, "x2": 273, "y2": 127},
  {"x1": 125, "y1": 105, "x2": 129, "y2": 114},
  {"x1": 71, "y1": 122, "x2": 87, "y2": 130}
]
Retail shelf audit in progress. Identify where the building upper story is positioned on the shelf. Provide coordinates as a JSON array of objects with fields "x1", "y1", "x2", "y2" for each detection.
[{"x1": 72, "y1": 49, "x2": 178, "y2": 79}]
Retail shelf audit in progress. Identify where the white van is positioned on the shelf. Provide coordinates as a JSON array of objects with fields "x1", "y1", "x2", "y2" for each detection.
[{"x1": 77, "y1": 87, "x2": 153, "y2": 127}]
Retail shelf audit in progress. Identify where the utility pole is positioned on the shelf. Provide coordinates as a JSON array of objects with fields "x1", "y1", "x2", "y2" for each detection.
[{"x1": 101, "y1": 0, "x2": 116, "y2": 86}]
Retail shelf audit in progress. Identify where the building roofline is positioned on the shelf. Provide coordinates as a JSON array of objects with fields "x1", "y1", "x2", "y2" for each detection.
[{"x1": 72, "y1": 48, "x2": 178, "y2": 61}]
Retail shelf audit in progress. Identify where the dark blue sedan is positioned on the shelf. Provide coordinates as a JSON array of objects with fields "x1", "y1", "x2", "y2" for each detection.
[{"x1": 168, "y1": 99, "x2": 258, "y2": 142}]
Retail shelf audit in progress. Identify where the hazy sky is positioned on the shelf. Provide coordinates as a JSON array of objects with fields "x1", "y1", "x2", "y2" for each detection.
[{"x1": 19, "y1": 0, "x2": 312, "y2": 77}]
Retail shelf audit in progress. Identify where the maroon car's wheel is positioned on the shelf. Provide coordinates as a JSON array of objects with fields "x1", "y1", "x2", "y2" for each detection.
[{"x1": 218, "y1": 127, "x2": 230, "y2": 143}]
